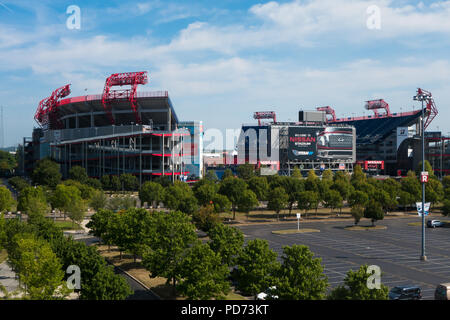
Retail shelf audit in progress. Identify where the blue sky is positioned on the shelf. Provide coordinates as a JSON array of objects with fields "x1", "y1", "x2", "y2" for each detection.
[{"x1": 1, "y1": 0, "x2": 450, "y2": 147}]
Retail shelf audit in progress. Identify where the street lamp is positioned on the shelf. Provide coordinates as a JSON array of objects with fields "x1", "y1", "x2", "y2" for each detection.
[{"x1": 413, "y1": 90, "x2": 430, "y2": 261}]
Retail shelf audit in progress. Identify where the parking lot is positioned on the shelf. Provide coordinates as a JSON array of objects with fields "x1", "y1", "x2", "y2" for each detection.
[{"x1": 238, "y1": 216, "x2": 450, "y2": 300}]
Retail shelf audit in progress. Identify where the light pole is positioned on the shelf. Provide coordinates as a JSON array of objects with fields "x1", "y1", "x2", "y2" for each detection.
[{"x1": 413, "y1": 90, "x2": 427, "y2": 261}]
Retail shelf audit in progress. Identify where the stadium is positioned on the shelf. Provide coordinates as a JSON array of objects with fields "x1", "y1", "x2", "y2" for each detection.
[
  {"x1": 24, "y1": 71, "x2": 203, "y2": 184},
  {"x1": 237, "y1": 111, "x2": 357, "y2": 176},
  {"x1": 236, "y1": 89, "x2": 449, "y2": 177}
]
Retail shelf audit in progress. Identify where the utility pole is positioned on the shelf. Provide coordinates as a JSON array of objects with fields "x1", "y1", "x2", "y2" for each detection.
[{"x1": 414, "y1": 89, "x2": 428, "y2": 261}]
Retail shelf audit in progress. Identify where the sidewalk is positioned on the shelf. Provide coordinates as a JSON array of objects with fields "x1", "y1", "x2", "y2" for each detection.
[
  {"x1": 0, "y1": 262, "x2": 20, "y2": 298},
  {"x1": 63, "y1": 219, "x2": 92, "y2": 239}
]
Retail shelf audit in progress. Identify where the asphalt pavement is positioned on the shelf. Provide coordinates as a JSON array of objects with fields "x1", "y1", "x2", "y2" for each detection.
[{"x1": 238, "y1": 216, "x2": 450, "y2": 300}]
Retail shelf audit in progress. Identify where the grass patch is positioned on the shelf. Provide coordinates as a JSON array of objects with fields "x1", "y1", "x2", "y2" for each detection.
[
  {"x1": 344, "y1": 225, "x2": 387, "y2": 231},
  {"x1": 94, "y1": 244, "x2": 248, "y2": 300},
  {"x1": 272, "y1": 228, "x2": 320, "y2": 235},
  {"x1": 224, "y1": 291, "x2": 249, "y2": 300},
  {"x1": 218, "y1": 207, "x2": 416, "y2": 224},
  {"x1": 408, "y1": 222, "x2": 422, "y2": 227},
  {"x1": 0, "y1": 249, "x2": 7, "y2": 264},
  {"x1": 54, "y1": 220, "x2": 83, "y2": 230}
]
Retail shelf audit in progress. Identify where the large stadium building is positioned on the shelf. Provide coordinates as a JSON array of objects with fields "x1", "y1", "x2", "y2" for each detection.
[
  {"x1": 24, "y1": 71, "x2": 203, "y2": 183},
  {"x1": 237, "y1": 89, "x2": 448, "y2": 177},
  {"x1": 237, "y1": 111, "x2": 357, "y2": 176}
]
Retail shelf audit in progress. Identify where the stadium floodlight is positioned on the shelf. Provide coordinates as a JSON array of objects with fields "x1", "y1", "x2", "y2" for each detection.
[{"x1": 413, "y1": 89, "x2": 428, "y2": 261}]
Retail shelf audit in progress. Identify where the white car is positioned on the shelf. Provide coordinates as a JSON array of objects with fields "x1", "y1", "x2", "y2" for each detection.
[
  {"x1": 256, "y1": 286, "x2": 278, "y2": 300},
  {"x1": 427, "y1": 220, "x2": 444, "y2": 228}
]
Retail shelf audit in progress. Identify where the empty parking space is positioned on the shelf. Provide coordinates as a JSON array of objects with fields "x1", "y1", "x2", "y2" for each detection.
[{"x1": 239, "y1": 217, "x2": 450, "y2": 300}]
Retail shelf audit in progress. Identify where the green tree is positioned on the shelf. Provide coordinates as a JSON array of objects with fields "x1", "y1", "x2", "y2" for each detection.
[
  {"x1": 66, "y1": 198, "x2": 87, "y2": 228},
  {"x1": 364, "y1": 200, "x2": 384, "y2": 226},
  {"x1": 0, "y1": 186, "x2": 14, "y2": 213},
  {"x1": 351, "y1": 165, "x2": 366, "y2": 186},
  {"x1": 328, "y1": 265, "x2": 389, "y2": 300},
  {"x1": 63, "y1": 179, "x2": 94, "y2": 200},
  {"x1": 348, "y1": 190, "x2": 369, "y2": 208},
  {"x1": 163, "y1": 181, "x2": 198, "y2": 214},
  {"x1": 237, "y1": 189, "x2": 259, "y2": 219},
  {"x1": 284, "y1": 178, "x2": 305, "y2": 216},
  {"x1": 82, "y1": 265, "x2": 132, "y2": 300},
  {"x1": 45, "y1": 234, "x2": 131, "y2": 300},
  {"x1": 305, "y1": 170, "x2": 319, "y2": 193},
  {"x1": 193, "y1": 182, "x2": 219, "y2": 207},
  {"x1": 334, "y1": 171, "x2": 350, "y2": 183},
  {"x1": 192, "y1": 204, "x2": 221, "y2": 232},
  {"x1": 297, "y1": 191, "x2": 319, "y2": 217},
  {"x1": 50, "y1": 184, "x2": 81, "y2": 220},
  {"x1": 139, "y1": 181, "x2": 164, "y2": 208},
  {"x1": 442, "y1": 199, "x2": 450, "y2": 216},
  {"x1": 235, "y1": 239, "x2": 280, "y2": 297},
  {"x1": 415, "y1": 160, "x2": 435, "y2": 179},
  {"x1": 322, "y1": 169, "x2": 333, "y2": 182},
  {"x1": 382, "y1": 178, "x2": 401, "y2": 200},
  {"x1": 8, "y1": 234, "x2": 67, "y2": 299},
  {"x1": 222, "y1": 168, "x2": 234, "y2": 180},
  {"x1": 237, "y1": 163, "x2": 255, "y2": 180},
  {"x1": 90, "y1": 190, "x2": 108, "y2": 212},
  {"x1": 322, "y1": 189, "x2": 343, "y2": 213},
  {"x1": 273, "y1": 245, "x2": 328, "y2": 300},
  {"x1": 86, "y1": 209, "x2": 115, "y2": 247},
  {"x1": 331, "y1": 179, "x2": 353, "y2": 202},
  {"x1": 178, "y1": 243, "x2": 230, "y2": 300},
  {"x1": 247, "y1": 176, "x2": 269, "y2": 201},
  {"x1": 267, "y1": 187, "x2": 289, "y2": 220},
  {"x1": 443, "y1": 176, "x2": 450, "y2": 198},
  {"x1": 401, "y1": 174, "x2": 421, "y2": 206},
  {"x1": 425, "y1": 178, "x2": 444, "y2": 209},
  {"x1": 8, "y1": 176, "x2": 30, "y2": 192},
  {"x1": 208, "y1": 223, "x2": 244, "y2": 267},
  {"x1": 120, "y1": 173, "x2": 138, "y2": 191},
  {"x1": 292, "y1": 167, "x2": 302, "y2": 179},
  {"x1": 106, "y1": 195, "x2": 136, "y2": 212},
  {"x1": 100, "y1": 175, "x2": 111, "y2": 190},
  {"x1": 17, "y1": 186, "x2": 49, "y2": 217},
  {"x1": 205, "y1": 170, "x2": 219, "y2": 182},
  {"x1": 0, "y1": 213, "x2": 7, "y2": 249},
  {"x1": 0, "y1": 150, "x2": 17, "y2": 175},
  {"x1": 351, "y1": 204, "x2": 365, "y2": 225},
  {"x1": 372, "y1": 189, "x2": 397, "y2": 214},
  {"x1": 110, "y1": 175, "x2": 121, "y2": 192},
  {"x1": 117, "y1": 208, "x2": 150, "y2": 262},
  {"x1": 142, "y1": 211, "x2": 198, "y2": 295},
  {"x1": 31, "y1": 158, "x2": 62, "y2": 188},
  {"x1": 211, "y1": 193, "x2": 232, "y2": 214},
  {"x1": 398, "y1": 190, "x2": 415, "y2": 212},
  {"x1": 219, "y1": 177, "x2": 248, "y2": 220},
  {"x1": 86, "y1": 178, "x2": 103, "y2": 190},
  {"x1": 68, "y1": 165, "x2": 88, "y2": 184}
]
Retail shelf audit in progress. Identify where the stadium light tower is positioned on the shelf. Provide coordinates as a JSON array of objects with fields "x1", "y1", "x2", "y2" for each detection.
[{"x1": 413, "y1": 89, "x2": 431, "y2": 261}]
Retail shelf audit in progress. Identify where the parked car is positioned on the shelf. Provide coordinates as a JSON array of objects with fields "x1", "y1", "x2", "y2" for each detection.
[
  {"x1": 435, "y1": 283, "x2": 450, "y2": 300},
  {"x1": 389, "y1": 286, "x2": 422, "y2": 300},
  {"x1": 427, "y1": 220, "x2": 444, "y2": 228},
  {"x1": 256, "y1": 286, "x2": 278, "y2": 300}
]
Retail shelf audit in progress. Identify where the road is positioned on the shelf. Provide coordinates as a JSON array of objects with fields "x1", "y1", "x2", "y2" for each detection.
[
  {"x1": 238, "y1": 216, "x2": 450, "y2": 300},
  {"x1": 75, "y1": 236, "x2": 159, "y2": 300}
]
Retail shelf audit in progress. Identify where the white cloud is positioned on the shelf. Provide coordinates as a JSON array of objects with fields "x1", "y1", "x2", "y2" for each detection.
[{"x1": 2, "y1": 0, "x2": 450, "y2": 145}]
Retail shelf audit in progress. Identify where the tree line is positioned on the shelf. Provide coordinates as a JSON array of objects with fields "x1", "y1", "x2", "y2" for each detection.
[
  {"x1": 4, "y1": 159, "x2": 449, "y2": 231},
  {"x1": 0, "y1": 213, "x2": 132, "y2": 299},
  {"x1": 86, "y1": 207, "x2": 389, "y2": 300}
]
